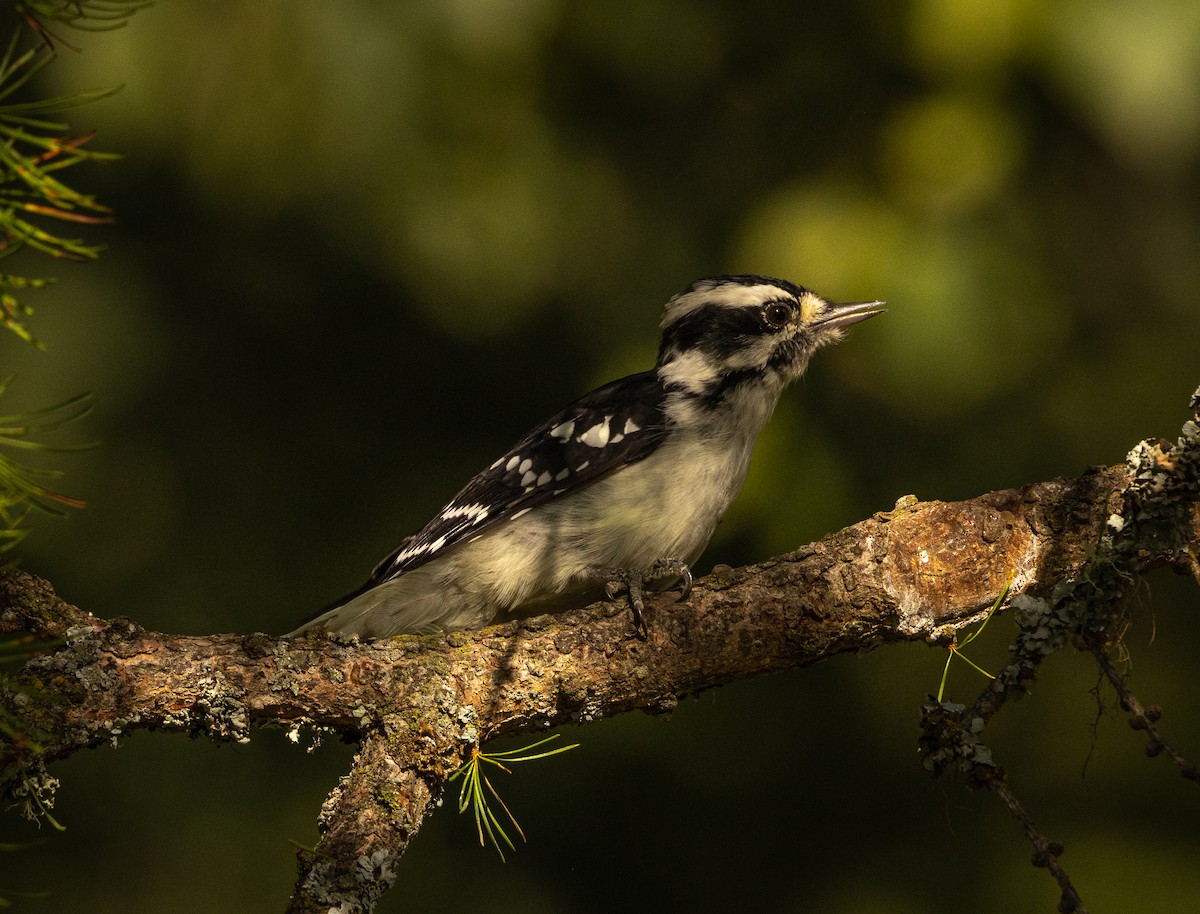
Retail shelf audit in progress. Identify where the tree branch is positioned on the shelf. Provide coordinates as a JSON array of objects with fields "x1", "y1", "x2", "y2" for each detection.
[{"x1": 2, "y1": 389, "x2": 1197, "y2": 913}]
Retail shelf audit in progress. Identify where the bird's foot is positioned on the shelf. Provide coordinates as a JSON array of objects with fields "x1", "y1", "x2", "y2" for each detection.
[{"x1": 589, "y1": 558, "x2": 693, "y2": 637}]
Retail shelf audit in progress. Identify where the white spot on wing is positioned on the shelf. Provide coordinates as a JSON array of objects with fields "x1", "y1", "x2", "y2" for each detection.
[
  {"x1": 623, "y1": 418, "x2": 641, "y2": 435},
  {"x1": 439, "y1": 502, "x2": 490, "y2": 524},
  {"x1": 505, "y1": 455, "x2": 520, "y2": 472},
  {"x1": 537, "y1": 470, "x2": 552, "y2": 487},
  {"x1": 549, "y1": 419, "x2": 575, "y2": 439},
  {"x1": 578, "y1": 417, "x2": 611, "y2": 448},
  {"x1": 518, "y1": 458, "x2": 533, "y2": 475},
  {"x1": 555, "y1": 467, "x2": 569, "y2": 481},
  {"x1": 520, "y1": 470, "x2": 538, "y2": 487},
  {"x1": 394, "y1": 540, "x2": 436, "y2": 563}
]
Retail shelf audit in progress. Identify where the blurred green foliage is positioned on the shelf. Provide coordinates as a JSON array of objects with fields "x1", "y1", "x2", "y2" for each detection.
[
  {"x1": 1, "y1": 2, "x2": 1197, "y2": 912},
  {"x1": 0, "y1": 384, "x2": 90, "y2": 557},
  {"x1": 0, "y1": 3, "x2": 135, "y2": 344},
  {"x1": 0, "y1": 1, "x2": 124, "y2": 578}
]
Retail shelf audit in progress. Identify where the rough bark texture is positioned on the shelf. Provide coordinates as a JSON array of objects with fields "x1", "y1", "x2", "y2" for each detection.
[{"x1": 2, "y1": 394, "x2": 1198, "y2": 913}]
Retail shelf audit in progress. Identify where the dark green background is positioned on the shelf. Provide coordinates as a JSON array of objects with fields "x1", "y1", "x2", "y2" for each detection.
[{"x1": 4, "y1": 2, "x2": 1198, "y2": 911}]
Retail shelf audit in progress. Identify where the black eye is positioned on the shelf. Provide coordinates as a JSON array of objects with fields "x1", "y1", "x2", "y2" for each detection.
[{"x1": 762, "y1": 302, "x2": 793, "y2": 329}]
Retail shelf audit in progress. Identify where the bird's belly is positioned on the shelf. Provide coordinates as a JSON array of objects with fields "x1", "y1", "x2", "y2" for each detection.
[{"x1": 453, "y1": 433, "x2": 755, "y2": 615}]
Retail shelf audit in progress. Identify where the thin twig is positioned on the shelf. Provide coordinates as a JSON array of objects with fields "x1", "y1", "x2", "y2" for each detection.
[
  {"x1": 988, "y1": 775, "x2": 1090, "y2": 914},
  {"x1": 1092, "y1": 645, "x2": 1199, "y2": 785}
]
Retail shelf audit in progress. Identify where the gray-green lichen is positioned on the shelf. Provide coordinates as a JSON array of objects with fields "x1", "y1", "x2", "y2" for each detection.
[
  {"x1": 8, "y1": 759, "x2": 60, "y2": 824},
  {"x1": 296, "y1": 849, "x2": 398, "y2": 914},
  {"x1": 192, "y1": 663, "x2": 251, "y2": 745}
]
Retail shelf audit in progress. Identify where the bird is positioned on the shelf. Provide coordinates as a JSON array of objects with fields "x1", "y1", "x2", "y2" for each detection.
[{"x1": 289, "y1": 274, "x2": 883, "y2": 639}]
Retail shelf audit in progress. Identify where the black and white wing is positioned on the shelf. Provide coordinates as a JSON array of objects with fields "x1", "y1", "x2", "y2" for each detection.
[{"x1": 365, "y1": 369, "x2": 669, "y2": 586}]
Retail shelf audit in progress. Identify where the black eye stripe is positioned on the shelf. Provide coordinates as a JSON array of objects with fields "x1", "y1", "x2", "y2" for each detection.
[
  {"x1": 659, "y1": 299, "x2": 798, "y2": 362},
  {"x1": 659, "y1": 304, "x2": 759, "y2": 359}
]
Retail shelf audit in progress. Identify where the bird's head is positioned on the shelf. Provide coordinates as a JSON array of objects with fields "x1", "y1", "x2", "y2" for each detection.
[{"x1": 656, "y1": 274, "x2": 884, "y2": 398}]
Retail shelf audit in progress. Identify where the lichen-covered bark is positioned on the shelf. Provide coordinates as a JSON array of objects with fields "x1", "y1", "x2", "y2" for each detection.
[{"x1": 2, "y1": 423, "x2": 1198, "y2": 914}]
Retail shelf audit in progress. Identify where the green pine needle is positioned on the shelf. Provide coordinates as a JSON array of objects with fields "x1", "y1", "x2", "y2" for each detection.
[
  {"x1": 0, "y1": 383, "x2": 94, "y2": 552},
  {"x1": 19, "y1": 2, "x2": 152, "y2": 34},
  {"x1": 448, "y1": 735, "x2": 579, "y2": 861},
  {"x1": 936, "y1": 576, "x2": 1013, "y2": 702}
]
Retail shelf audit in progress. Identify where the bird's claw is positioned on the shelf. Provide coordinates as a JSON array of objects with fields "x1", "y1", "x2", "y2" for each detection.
[
  {"x1": 676, "y1": 564, "x2": 693, "y2": 602},
  {"x1": 590, "y1": 558, "x2": 692, "y2": 637}
]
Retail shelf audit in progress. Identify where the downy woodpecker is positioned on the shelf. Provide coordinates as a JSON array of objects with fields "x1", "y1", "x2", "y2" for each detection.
[{"x1": 290, "y1": 275, "x2": 883, "y2": 638}]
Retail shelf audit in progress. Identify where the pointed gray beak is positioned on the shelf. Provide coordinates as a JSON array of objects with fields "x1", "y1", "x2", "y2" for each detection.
[{"x1": 814, "y1": 300, "x2": 886, "y2": 332}]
